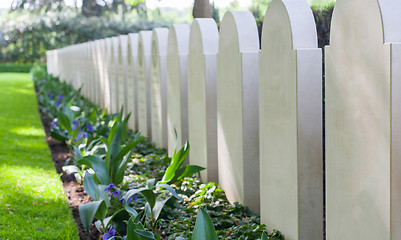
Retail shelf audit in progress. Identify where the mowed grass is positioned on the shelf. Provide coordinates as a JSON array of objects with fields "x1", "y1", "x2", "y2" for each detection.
[{"x1": 0, "y1": 73, "x2": 78, "y2": 239}]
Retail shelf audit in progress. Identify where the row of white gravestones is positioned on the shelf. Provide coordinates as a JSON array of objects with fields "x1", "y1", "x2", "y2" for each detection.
[
  {"x1": 47, "y1": 1, "x2": 322, "y2": 238},
  {"x1": 47, "y1": 0, "x2": 401, "y2": 238}
]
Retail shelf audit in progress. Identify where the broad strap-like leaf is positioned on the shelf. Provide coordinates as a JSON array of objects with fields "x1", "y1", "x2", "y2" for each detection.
[
  {"x1": 62, "y1": 165, "x2": 80, "y2": 175},
  {"x1": 114, "y1": 139, "x2": 144, "y2": 164},
  {"x1": 135, "y1": 229, "x2": 156, "y2": 240},
  {"x1": 173, "y1": 165, "x2": 205, "y2": 183},
  {"x1": 152, "y1": 197, "x2": 172, "y2": 221},
  {"x1": 107, "y1": 123, "x2": 122, "y2": 180},
  {"x1": 77, "y1": 156, "x2": 110, "y2": 185},
  {"x1": 78, "y1": 200, "x2": 107, "y2": 233},
  {"x1": 140, "y1": 189, "x2": 156, "y2": 209},
  {"x1": 126, "y1": 217, "x2": 153, "y2": 240},
  {"x1": 161, "y1": 141, "x2": 190, "y2": 184},
  {"x1": 124, "y1": 188, "x2": 148, "y2": 217},
  {"x1": 157, "y1": 184, "x2": 181, "y2": 200},
  {"x1": 83, "y1": 172, "x2": 110, "y2": 205},
  {"x1": 192, "y1": 208, "x2": 218, "y2": 240},
  {"x1": 58, "y1": 112, "x2": 72, "y2": 133},
  {"x1": 261, "y1": 232, "x2": 269, "y2": 240}
]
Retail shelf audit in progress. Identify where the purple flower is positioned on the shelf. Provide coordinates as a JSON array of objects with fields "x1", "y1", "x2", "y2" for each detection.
[
  {"x1": 119, "y1": 193, "x2": 138, "y2": 205},
  {"x1": 82, "y1": 132, "x2": 88, "y2": 138},
  {"x1": 104, "y1": 183, "x2": 115, "y2": 192},
  {"x1": 48, "y1": 93, "x2": 54, "y2": 99},
  {"x1": 112, "y1": 190, "x2": 121, "y2": 198},
  {"x1": 85, "y1": 124, "x2": 94, "y2": 132},
  {"x1": 42, "y1": 78, "x2": 46, "y2": 83},
  {"x1": 57, "y1": 95, "x2": 63, "y2": 100},
  {"x1": 55, "y1": 101, "x2": 60, "y2": 107},
  {"x1": 69, "y1": 173, "x2": 75, "y2": 180},
  {"x1": 72, "y1": 120, "x2": 79, "y2": 130},
  {"x1": 51, "y1": 120, "x2": 57, "y2": 127},
  {"x1": 123, "y1": 236, "x2": 126, "y2": 240},
  {"x1": 102, "y1": 225, "x2": 116, "y2": 240}
]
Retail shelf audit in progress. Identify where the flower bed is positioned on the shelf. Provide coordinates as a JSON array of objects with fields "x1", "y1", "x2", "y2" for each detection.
[{"x1": 31, "y1": 65, "x2": 284, "y2": 240}]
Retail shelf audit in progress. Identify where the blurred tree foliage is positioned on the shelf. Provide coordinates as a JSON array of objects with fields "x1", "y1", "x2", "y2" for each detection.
[{"x1": 0, "y1": 1, "x2": 166, "y2": 63}]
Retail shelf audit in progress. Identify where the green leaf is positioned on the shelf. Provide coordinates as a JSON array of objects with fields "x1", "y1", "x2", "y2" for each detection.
[
  {"x1": 78, "y1": 156, "x2": 110, "y2": 185},
  {"x1": 73, "y1": 145, "x2": 83, "y2": 160},
  {"x1": 107, "y1": 123, "x2": 122, "y2": 181},
  {"x1": 147, "y1": 178, "x2": 157, "y2": 189},
  {"x1": 126, "y1": 217, "x2": 152, "y2": 240},
  {"x1": 261, "y1": 232, "x2": 269, "y2": 240},
  {"x1": 78, "y1": 200, "x2": 107, "y2": 233},
  {"x1": 157, "y1": 184, "x2": 181, "y2": 200},
  {"x1": 58, "y1": 112, "x2": 72, "y2": 133},
  {"x1": 124, "y1": 0, "x2": 146, "y2": 6},
  {"x1": 135, "y1": 229, "x2": 155, "y2": 239},
  {"x1": 170, "y1": 165, "x2": 205, "y2": 184},
  {"x1": 62, "y1": 165, "x2": 80, "y2": 175},
  {"x1": 83, "y1": 171, "x2": 99, "y2": 200},
  {"x1": 152, "y1": 197, "x2": 172, "y2": 221},
  {"x1": 192, "y1": 208, "x2": 218, "y2": 240},
  {"x1": 83, "y1": 172, "x2": 110, "y2": 205},
  {"x1": 140, "y1": 189, "x2": 156, "y2": 209},
  {"x1": 161, "y1": 141, "x2": 190, "y2": 184}
]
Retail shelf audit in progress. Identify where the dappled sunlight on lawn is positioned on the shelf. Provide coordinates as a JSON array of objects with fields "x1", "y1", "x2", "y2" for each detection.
[
  {"x1": 0, "y1": 73, "x2": 78, "y2": 239},
  {"x1": 11, "y1": 126, "x2": 45, "y2": 137}
]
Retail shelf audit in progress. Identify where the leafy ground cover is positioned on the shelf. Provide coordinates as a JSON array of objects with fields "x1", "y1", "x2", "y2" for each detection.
[
  {"x1": 32, "y1": 66, "x2": 284, "y2": 239},
  {"x1": 0, "y1": 73, "x2": 79, "y2": 239}
]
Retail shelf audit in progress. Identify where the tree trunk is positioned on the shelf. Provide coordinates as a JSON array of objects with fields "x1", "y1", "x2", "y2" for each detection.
[{"x1": 193, "y1": 0, "x2": 212, "y2": 18}]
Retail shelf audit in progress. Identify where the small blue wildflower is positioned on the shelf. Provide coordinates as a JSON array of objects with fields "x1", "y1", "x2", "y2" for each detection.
[
  {"x1": 123, "y1": 236, "x2": 126, "y2": 240},
  {"x1": 112, "y1": 190, "x2": 121, "y2": 198},
  {"x1": 51, "y1": 120, "x2": 57, "y2": 127},
  {"x1": 119, "y1": 193, "x2": 138, "y2": 205},
  {"x1": 48, "y1": 93, "x2": 54, "y2": 99},
  {"x1": 85, "y1": 124, "x2": 94, "y2": 132},
  {"x1": 104, "y1": 183, "x2": 115, "y2": 192},
  {"x1": 57, "y1": 95, "x2": 63, "y2": 100},
  {"x1": 131, "y1": 193, "x2": 139, "y2": 202},
  {"x1": 42, "y1": 78, "x2": 46, "y2": 83},
  {"x1": 69, "y1": 173, "x2": 75, "y2": 180},
  {"x1": 102, "y1": 225, "x2": 116, "y2": 240},
  {"x1": 82, "y1": 131, "x2": 88, "y2": 138},
  {"x1": 72, "y1": 120, "x2": 79, "y2": 130},
  {"x1": 55, "y1": 101, "x2": 60, "y2": 107}
]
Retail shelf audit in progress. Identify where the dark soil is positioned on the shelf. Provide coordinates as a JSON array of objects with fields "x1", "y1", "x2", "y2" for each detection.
[{"x1": 40, "y1": 112, "x2": 101, "y2": 240}]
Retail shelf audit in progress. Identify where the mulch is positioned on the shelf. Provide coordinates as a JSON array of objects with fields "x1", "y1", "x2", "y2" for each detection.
[{"x1": 40, "y1": 112, "x2": 101, "y2": 240}]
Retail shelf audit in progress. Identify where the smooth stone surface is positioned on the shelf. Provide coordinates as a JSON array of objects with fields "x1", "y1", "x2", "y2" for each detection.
[
  {"x1": 259, "y1": 0, "x2": 322, "y2": 239},
  {"x1": 111, "y1": 36, "x2": 120, "y2": 113},
  {"x1": 150, "y1": 28, "x2": 169, "y2": 148},
  {"x1": 217, "y1": 11, "x2": 260, "y2": 212},
  {"x1": 167, "y1": 24, "x2": 190, "y2": 156},
  {"x1": 326, "y1": 0, "x2": 401, "y2": 238},
  {"x1": 188, "y1": 18, "x2": 219, "y2": 183},
  {"x1": 137, "y1": 31, "x2": 153, "y2": 138},
  {"x1": 118, "y1": 35, "x2": 128, "y2": 115},
  {"x1": 128, "y1": 33, "x2": 139, "y2": 130}
]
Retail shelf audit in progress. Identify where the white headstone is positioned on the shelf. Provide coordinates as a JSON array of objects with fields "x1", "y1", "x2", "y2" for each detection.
[
  {"x1": 137, "y1": 31, "x2": 153, "y2": 138},
  {"x1": 128, "y1": 33, "x2": 139, "y2": 130},
  {"x1": 111, "y1": 36, "x2": 120, "y2": 113},
  {"x1": 167, "y1": 24, "x2": 190, "y2": 156},
  {"x1": 150, "y1": 28, "x2": 169, "y2": 148},
  {"x1": 326, "y1": 0, "x2": 401, "y2": 239},
  {"x1": 259, "y1": 0, "x2": 323, "y2": 239},
  {"x1": 105, "y1": 37, "x2": 114, "y2": 113},
  {"x1": 217, "y1": 11, "x2": 260, "y2": 212},
  {"x1": 188, "y1": 18, "x2": 219, "y2": 183},
  {"x1": 118, "y1": 35, "x2": 128, "y2": 115}
]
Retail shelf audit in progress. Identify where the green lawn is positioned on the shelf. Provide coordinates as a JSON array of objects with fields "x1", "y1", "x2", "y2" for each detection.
[{"x1": 0, "y1": 73, "x2": 78, "y2": 239}]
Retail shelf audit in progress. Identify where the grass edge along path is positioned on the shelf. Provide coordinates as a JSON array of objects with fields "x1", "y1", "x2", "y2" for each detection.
[{"x1": 0, "y1": 73, "x2": 79, "y2": 239}]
